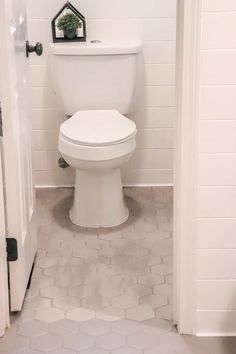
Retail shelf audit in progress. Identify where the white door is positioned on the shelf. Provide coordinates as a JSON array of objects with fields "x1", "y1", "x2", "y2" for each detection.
[{"x1": 0, "y1": 0, "x2": 40, "y2": 311}]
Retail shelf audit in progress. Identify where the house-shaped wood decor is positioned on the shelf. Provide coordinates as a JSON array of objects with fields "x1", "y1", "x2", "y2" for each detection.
[{"x1": 51, "y1": 1, "x2": 86, "y2": 43}]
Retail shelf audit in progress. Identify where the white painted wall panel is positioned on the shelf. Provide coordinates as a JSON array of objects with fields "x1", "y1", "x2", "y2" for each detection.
[
  {"x1": 199, "y1": 154, "x2": 236, "y2": 186},
  {"x1": 199, "y1": 87, "x2": 236, "y2": 119},
  {"x1": 198, "y1": 219, "x2": 236, "y2": 249},
  {"x1": 197, "y1": 281, "x2": 236, "y2": 310},
  {"x1": 145, "y1": 64, "x2": 175, "y2": 86},
  {"x1": 200, "y1": 51, "x2": 236, "y2": 85},
  {"x1": 196, "y1": 310, "x2": 236, "y2": 335},
  {"x1": 31, "y1": 109, "x2": 64, "y2": 130},
  {"x1": 143, "y1": 42, "x2": 176, "y2": 64},
  {"x1": 137, "y1": 129, "x2": 174, "y2": 149},
  {"x1": 145, "y1": 86, "x2": 175, "y2": 107},
  {"x1": 197, "y1": 250, "x2": 236, "y2": 280},
  {"x1": 196, "y1": 0, "x2": 236, "y2": 334},
  {"x1": 32, "y1": 130, "x2": 58, "y2": 151},
  {"x1": 199, "y1": 121, "x2": 236, "y2": 153},
  {"x1": 85, "y1": 0, "x2": 177, "y2": 19},
  {"x1": 136, "y1": 108, "x2": 175, "y2": 128},
  {"x1": 204, "y1": 0, "x2": 236, "y2": 13},
  {"x1": 198, "y1": 187, "x2": 236, "y2": 218},
  {"x1": 202, "y1": 13, "x2": 236, "y2": 49},
  {"x1": 30, "y1": 87, "x2": 57, "y2": 110},
  {"x1": 130, "y1": 149, "x2": 173, "y2": 170}
]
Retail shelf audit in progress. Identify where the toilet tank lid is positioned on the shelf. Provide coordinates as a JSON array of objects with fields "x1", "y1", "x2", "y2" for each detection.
[{"x1": 50, "y1": 40, "x2": 142, "y2": 56}]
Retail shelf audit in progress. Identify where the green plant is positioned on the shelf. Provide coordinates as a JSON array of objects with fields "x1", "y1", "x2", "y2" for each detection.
[{"x1": 57, "y1": 12, "x2": 82, "y2": 31}]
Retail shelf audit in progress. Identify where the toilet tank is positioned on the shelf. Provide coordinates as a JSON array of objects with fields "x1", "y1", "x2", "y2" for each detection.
[{"x1": 50, "y1": 41, "x2": 142, "y2": 116}]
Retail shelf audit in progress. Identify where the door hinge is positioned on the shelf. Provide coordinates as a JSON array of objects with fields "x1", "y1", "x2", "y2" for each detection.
[{"x1": 6, "y1": 238, "x2": 18, "y2": 262}]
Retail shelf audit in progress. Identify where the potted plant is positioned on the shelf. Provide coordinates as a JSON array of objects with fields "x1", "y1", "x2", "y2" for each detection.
[{"x1": 57, "y1": 12, "x2": 82, "y2": 40}]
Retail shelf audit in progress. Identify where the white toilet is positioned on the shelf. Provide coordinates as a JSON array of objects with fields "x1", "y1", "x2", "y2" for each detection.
[{"x1": 50, "y1": 41, "x2": 142, "y2": 228}]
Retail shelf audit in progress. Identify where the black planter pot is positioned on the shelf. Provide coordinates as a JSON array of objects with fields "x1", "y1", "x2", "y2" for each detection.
[{"x1": 64, "y1": 27, "x2": 77, "y2": 40}]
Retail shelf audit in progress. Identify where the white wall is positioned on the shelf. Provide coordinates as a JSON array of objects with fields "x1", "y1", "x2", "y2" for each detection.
[
  {"x1": 196, "y1": 0, "x2": 236, "y2": 335},
  {"x1": 26, "y1": 0, "x2": 177, "y2": 187}
]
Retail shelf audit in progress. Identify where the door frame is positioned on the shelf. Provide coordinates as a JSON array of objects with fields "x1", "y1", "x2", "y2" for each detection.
[
  {"x1": 0, "y1": 140, "x2": 9, "y2": 337},
  {"x1": 0, "y1": 0, "x2": 202, "y2": 335},
  {"x1": 0, "y1": 0, "x2": 10, "y2": 336},
  {"x1": 173, "y1": 0, "x2": 202, "y2": 334}
]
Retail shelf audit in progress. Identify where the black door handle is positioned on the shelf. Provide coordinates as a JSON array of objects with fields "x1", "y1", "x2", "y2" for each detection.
[{"x1": 26, "y1": 41, "x2": 43, "y2": 57}]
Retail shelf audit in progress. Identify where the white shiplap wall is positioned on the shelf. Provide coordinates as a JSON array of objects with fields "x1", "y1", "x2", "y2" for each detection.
[
  {"x1": 26, "y1": 0, "x2": 177, "y2": 187},
  {"x1": 196, "y1": 0, "x2": 236, "y2": 335}
]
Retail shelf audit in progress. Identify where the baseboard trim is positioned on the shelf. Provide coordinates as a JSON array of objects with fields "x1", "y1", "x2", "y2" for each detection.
[
  {"x1": 196, "y1": 332, "x2": 236, "y2": 337},
  {"x1": 35, "y1": 185, "x2": 75, "y2": 189},
  {"x1": 124, "y1": 183, "x2": 174, "y2": 187},
  {"x1": 35, "y1": 183, "x2": 174, "y2": 189}
]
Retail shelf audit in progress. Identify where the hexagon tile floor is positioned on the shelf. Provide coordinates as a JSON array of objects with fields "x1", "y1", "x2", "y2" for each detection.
[{"x1": 1, "y1": 187, "x2": 235, "y2": 354}]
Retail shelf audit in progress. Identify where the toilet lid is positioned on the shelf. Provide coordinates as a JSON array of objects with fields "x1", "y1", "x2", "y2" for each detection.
[{"x1": 60, "y1": 110, "x2": 137, "y2": 146}]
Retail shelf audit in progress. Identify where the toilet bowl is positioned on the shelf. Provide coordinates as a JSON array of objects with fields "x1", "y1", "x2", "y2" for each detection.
[{"x1": 58, "y1": 110, "x2": 137, "y2": 228}]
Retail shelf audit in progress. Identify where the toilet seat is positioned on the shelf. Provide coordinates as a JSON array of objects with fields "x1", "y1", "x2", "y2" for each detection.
[
  {"x1": 58, "y1": 131, "x2": 136, "y2": 162},
  {"x1": 60, "y1": 110, "x2": 137, "y2": 147}
]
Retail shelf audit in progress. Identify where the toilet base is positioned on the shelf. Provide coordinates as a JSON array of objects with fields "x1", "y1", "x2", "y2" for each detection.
[{"x1": 70, "y1": 167, "x2": 129, "y2": 228}]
